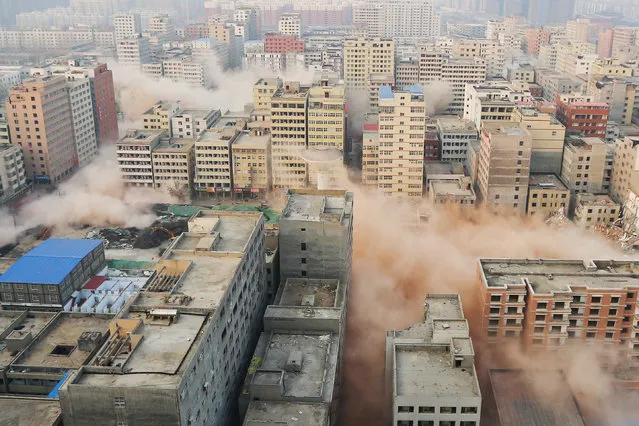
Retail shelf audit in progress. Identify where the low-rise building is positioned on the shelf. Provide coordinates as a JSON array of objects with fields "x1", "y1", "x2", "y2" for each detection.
[
  {"x1": 429, "y1": 177, "x2": 476, "y2": 206},
  {"x1": 527, "y1": 174, "x2": 570, "y2": 218},
  {"x1": 573, "y1": 193, "x2": 620, "y2": 229},
  {"x1": 556, "y1": 94, "x2": 609, "y2": 139},
  {"x1": 478, "y1": 258, "x2": 639, "y2": 362},
  {"x1": 231, "y1": 129, "x2": 271, "y2": 198},
  {"x1": 437, "y1": 118, "x2": 478, "y2": 163},
  {"x1": 170, "y1": 108, "x2": 221, "y2": 139},
  {"x1": 386, "y1": 294, "x2": 481, "y2": 426}
]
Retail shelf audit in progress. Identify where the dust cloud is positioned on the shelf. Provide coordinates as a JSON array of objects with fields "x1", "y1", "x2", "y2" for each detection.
[
  {"x1": 338, "y1": 185, "x2": 638, "y2": 426},
  {"x1": 0, "y1": 146, "x2": 174, "y2": 245}
]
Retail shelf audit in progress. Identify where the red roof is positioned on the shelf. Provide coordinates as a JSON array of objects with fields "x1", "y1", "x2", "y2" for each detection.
[
  {"x1": 83, "y1": 275, "x2": 106, "y2": 290},
  {"x1": 363, "y1": 123, "x2": 379, "y2": 131}
]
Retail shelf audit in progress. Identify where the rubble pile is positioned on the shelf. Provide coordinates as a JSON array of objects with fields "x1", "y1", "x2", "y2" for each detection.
[{"x1": 86, "y1": 217, "x2": 188, "y2": 250}]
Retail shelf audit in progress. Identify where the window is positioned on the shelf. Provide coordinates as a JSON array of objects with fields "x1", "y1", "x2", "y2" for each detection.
[
  {"x1": 590, "y1": 308, "x2": 599, "y2": 316},
  {"x1": 588, "y1": 320, "x2": 598, "y2": 327},
  {"x1": 398, "y1": 406, "x2": 414, "y2": 413},
  {"x1": 611, "y1": 296, "x2": 620, "y2": 304},
  {"x1": 440, "y1": 407, "x2": 457, "y2": 414},
  {"x1": 488, "y1": 330, "x2": 498, "y2": 337},
  {"x1": 418, "y1": 422, "x2": 434, "y2": 426},
  {"x1": 591, "y1": 296, "x2": 602, "y2": 304},
  {"x1": 536, "y1": 314, "x2": 545, "y2": 321},
  {"x1": 534, "y1": 326, "x2": 544, "y2": 333},
  {"x1": 301, "y1": 270, "x2": 307, "y2": 277},
  {"x1": 605, "y1": 332, "x2": 614, "y2": 339},
  {"x1": 491, "y1": 295, "x2": 501, "y2": 302},
  {"x1": 301, "y1": 258, "x2": 306, "y2": 264},
  {"x1": 607, "y1": 320, "x2": 615, "y2": 327},
  {"x1": 537, "y1": 302, "x2": 547, "y2": 309},
  {"x1": 419, "y1": 406, "x2": 435, "y2": 413},
  {"x1": 397, "y1": 421, "x2": 413, "y2": 426},
  {"x1": 114, "y1": 397, "x2": 125, "y2": 408},
  {"x1": 490, "y1": 307, "x2": 500, "y2": 314},
  {"x1": 461, "y1": 406, "x2": 478, "y2": 414},
  {"x1": 586, "y1": 331, "x2": 596, "y2": 338},
  {"x1": 300, "y1": 243, "x2": 306, "y2": 250},
  {"x1": 460, "y1": 422, "x2": 477, "y2": 426}
]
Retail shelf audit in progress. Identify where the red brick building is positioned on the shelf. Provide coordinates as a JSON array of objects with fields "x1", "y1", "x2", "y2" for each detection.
[
  {"x1": 556, "y1": 95, "x2": 609, "y2": 139},
  {"x1": 86, "y1": 63, "x2": 119, "y2": 144},
  {"x1": 184, "y1": 24, "x2": 210, "y2": 39},
  {"x1": 264, "y1": 33, "x2": 305, "y2": 54},
  {"x1": 424, "y1": 120, "x2": 440, "y2": 161}
]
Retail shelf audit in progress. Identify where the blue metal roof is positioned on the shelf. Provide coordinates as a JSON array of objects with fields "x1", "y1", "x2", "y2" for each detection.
[
  {"x1": 47, "y1": 370, "x2": 72, "y2": 399},
  {"x1": 0, "y1": 256, "x2": 81, "y2": 285},
  {"x1": 404, "y1": 85, "x2": 423, "y2": 95},
  {"x1": 379, "y1": 85, "x2": 394, "y2": 99},
  {"x1": 0, "y1": 239, "x2": 102, "y2": 285},
  {"x1": 24, "y1": 238, "x2": 101, "y2": 259}
]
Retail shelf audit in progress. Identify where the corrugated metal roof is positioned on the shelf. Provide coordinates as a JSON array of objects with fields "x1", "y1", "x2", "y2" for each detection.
[
  {"x1": 0, "y1": 256, "x2": 81, "y2": 285},
  {"x1": 25, "y1": 238, "x2": 102, "y2": 259}
]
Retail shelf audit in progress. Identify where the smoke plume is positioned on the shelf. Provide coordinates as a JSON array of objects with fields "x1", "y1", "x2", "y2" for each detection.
[
  {"x1": 0, "y1": 146, "x2": 174, "y2": 245},
  {"x1": 422, "y1": 81, "x2": 454, "y2": 116},
  {"x1": 338, "y1": 184, "x2": 639, "y2": 426}
]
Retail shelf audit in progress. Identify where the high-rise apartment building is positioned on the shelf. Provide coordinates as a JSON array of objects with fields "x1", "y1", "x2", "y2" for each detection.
[
  {"x1": 233, "y1": 8, "x2": 259, "y2": 40},
  {"x1": 611, "y1": 136, "x2": 639, "y2": 203},
  {"x1": 597, "y1": 29, "x2": 614, "y2": 59},
  {"x1": 352, "y1": 2, "x2": 384, "y2": 37},
  {"x1": 6, "y1": 76, "x2": 76, "y2": 185},
  {"x1": 354, "y1": 0, "x2": 440, "y2": 40},
  {"x1": 116, "y1": 36, "x2": 151, "y2": 68},
  {"x1": 278, "y1": 13, "x2": 302, "y2": 38},
  {"x1": 361, "y1": 114, "x2": 380, "y2": 187},
  {"x1": 113, "y1": 13, "x2": 141, "y2": 40},
  {"x1": 386, "y1": 294, "x2": 481, "y2": 426},
  {"x1": 65, "y1": 75, "x2": 98, "y2": 167},
  {"x1": 253, "y1": 78, "x2": 282, "y2": 111},
  {"x1": 436, "y1": 118, "x2": 478, "y2": 163},
  {"x1": 588, "y1": 76, "x2": 637, "y2": 126},
  {"x1": 478, "y1": 258, "x2": 639, "y2": 364},
  {"x1": 560, "y1": 136, "x2": 613, "y2": 197},
  {"x1": 278, "y1": 189, "x2": 353, "y2": 286},
  {"x1": 116, "y1": 129, "x2": 164, "y2": 188},
  {"x1": 0, "y1": 144, "x2": 28, "y2": 205},
  {"x1": 527, "y1": 0, "x2": 575, "y2": 26},
  {"x1": 343, "y1": 37, "x2": 395, "y2": 108},
  {"x1": 451, "y1": 39, "x2": 505, "y2": 78},
  {"x1": 231, "y1": 129, "x2": 271, "y2": 198},
  {"x1": 270, "y1": 82, "x2": 308, "y2": 190},
  {"x1": 377, "y1": 86, "x2": 425, "y2": 198},
  {"x1": 612, "y1": 27, "x2": 638, "y2": 54},
  {"x1": 194, "y1": 127, "x2": 239, "y2": 197},
  {"x1": 477, "y1": 123, "x2": 532, "y2": 212},
  {"x1": 527, "y1": 174, "x2": 570, "y2": 218},
  {"x1": 513, "y1": 105, "x2": 566, "y2": 175}
]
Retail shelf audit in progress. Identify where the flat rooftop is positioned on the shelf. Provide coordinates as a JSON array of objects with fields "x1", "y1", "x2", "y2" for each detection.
[
  {"x1": 528, "y1": 174, "x2": 568, "y2": 190},
  {"x1": 278, "y1": 279, "x2": 340, "y2": 308},
  {"x1": 243, "y1": 401, "x2": 328, "y2": 426},
  {"x1": 13, "y1": 313, "x2": 112, "y2": 368},
  {"x1": 198, "y1": 129, "x2": 236, "y2": 143},
  {"x1": 282, "y1": 190, "x2": 352, "y2": 223},
  {"x1": 431, "y1": 180, "x2": 475, "y2": 198},
  {"x1": 0, "y1": 397, "x2": 62, "y2": 425},
  {"x1": 437, "y1": 117, "x2": 477, "y2": 133},
  {"x1": 255, "y1": 333, "x2": 337, "y2": 401},
  {"x1": 118, "y1": 129, "x2": 164, "y2": 145},
  {"x1": 424, "y1": 162, "x2": 464, "y2": 176},
  {"x1": 174, "y1": 108, "x2": 217, "y2": 119},
  {"x1": 394, "y1": 345, "x2": 479, "y2": 397},
  {"x1": 484, "y1": 123, "x2": 528, "y2": 137},
  {"x1": 490, "y1": 369, "x2": 585, "y2": 426},
  {"x1": 481, "y1": 259, "x2": 639, "y2": 294},
  {"x1": 0, "y1": 311, "x2": 55, "y2": 367},
  {"x1": 394, "y1": 295, "x2": 464, "y2": 341},
  {"x1": 576, "y1": 193, "x2": 618, "y2": 207},
  {"x1": 233, "y1": 131, "x2": 270, "y2": 148}
]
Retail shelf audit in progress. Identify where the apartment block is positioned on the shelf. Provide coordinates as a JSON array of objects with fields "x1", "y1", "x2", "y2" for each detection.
[
  {"x1": 113, "y1": 13, "x2": 141, "y2": 40},
  {"x1": 513, "y1": 105, "x2": 566, "y2": 175},
  {"x1": 264, "y1": 33, "x2": 304, "y2": 54},
  {"x1": 194, "y1": 128, "x2": 238, "y2": 197},
  {"x1": 507, "y1": 64, "x2": 535, "y2": 83},
  {"x1": 478, "y1": 258, "x2": 639, "y2": 363},
  {"x1": 270, "y1": 82, "x2": 308, "y2": 189},
  {"x1": 611, "y1": 136, "x2": 639, "y2": 203},
  {"x1": 253, "y1": 78, "x2": 283, "y2": 111},
  {"x1": 171, "y1": 109, "x2": 221, "y2": 139},
  {"x1": 368, "y1": 73, "x2": 395, "y2": 112},
  {"x1": 352, "y1": 2, "x2": 385, "y2": 37},
  {"x1": 60, "y1": 211, "x2": 270, "y2": 426},
  {"x1": 142, "y1": 101, "x2": 180, "y2": 134},
  {"x1": 116, "y1": 129, "x2": 165, "y2": 188},
  {"x1": 477, "y1": 124, "x2": 532, "y2": 212},
  {"x1": 6, "y1": 75, "x2": 76, "y2": 185},
  {"x1": 386, "y1": 294, "x2": 481, "y2": 426},
  {"x1": 65, "y1": 75, "x2": 98, "y2": 167},
  {"x1": 451, "y1": 39, "x2": 505, "y2": 78},
  {"x1": 158, "y1": 59, "x2": 207, "y2": 87},
  {"x1": 561, "y1": 136, "x2": 612, "y2": 197},
  {"x1": 556, "y1": 94, "x2": 609, "y2": 139},
  {"x1": 573, "y1": 193, "x2": 620, "y2": 229},
  {"x1": 231, "y1": 129, "x2": 271, "y2": 198},
  {"x1": 437, "y1": 118, "x2": 478, "y2": 163},
  {"x1": 377, "y1": 86, "x2": 425, "y2": 198},
  {"x1": 463, "y1": 85, "x2": 523, "y2": 130},
  {"x1": 379, "y1": 0, "x2": 440, "y2": 40},
  {"x1": 116, "y1": 36, "x2": 151, "y2": 68},
  {"x1": 395, "y1": 59, "x2": 420, "y2": 86},
  {"x1": 588, "y1": 76, "x2": 637, "y2": 125},
  {"x1": 279, "y1": 189, "x2": 353, "y2": 286},
  {"x1": 429, "y1": 177, "x2": 476, "y2": 206},
  {"x1": 361, "y1": 114, "x2": 380, "y2": 187},
  {"x1": 278, "y1": 13, "x2": 302, "y2": 38},
  {"x1": 0, "y1": 144, "x2": 28, "y2": 205},
  {"x1": 239, "y1": 278, "x2": 347, "y2": 425},
  {"x1": 527, "y1": 174, "x2": 569, "y2": 218},
  {"x1": 535, "y1": 68, "x2": 584, "y2": 102},
  {"x1": 151, "y1": 139, "x2": 195, "y2": 192},
  {"x1": 343, "y1": 37, "x2": 395, "y2": 102}
]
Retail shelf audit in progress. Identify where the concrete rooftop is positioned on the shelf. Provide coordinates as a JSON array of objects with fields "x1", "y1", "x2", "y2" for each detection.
[
  {"x1": 278, "y1": 279, "x2": 340, "y2": 308},
  {"x1": 528, "y1": 174, "x2": 568, "y2": 190},
  {"x1": 431, "y1": 180, "x2": 475, "y2": 198},
  {"x1": 0, "y1": 311, "x2": 56, "y2": 367},
  {"x1": 282, "y1": 190, "x2": 352, "y2": 223},
  {"x1": 394, "y1": 345, "x2": 479, "y2": 397},
  {"x1": 233, "y1": 131, "x2": 270, "y2": 148},
  {"x1": 0, "y1": 397, "x2": 62, "y2": 425},
  {"x1": 481, "y1": 259, "x2": 639, "y2": 294},
  {"x1": 243, "y1": 401, "x2": 329, "y2": 426}
]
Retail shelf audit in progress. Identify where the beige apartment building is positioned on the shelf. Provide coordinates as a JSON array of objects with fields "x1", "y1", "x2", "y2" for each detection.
[
  {"x1": 527, "y1": 174, "x2": 570, "y2": 218},
  {"x1": 116, "y1": 129, "x2": 165, "y2": 187},
  {"x1": 611, "y1": 136, "x2": 639, "y2": 203},
  {"x1": 477, "y1": 123, "x2": 532, "y2": 212},
  {"x1": 377, "y1": 86, "x2": 425, "y2": 198},
  {"x1": 151, "y1": 139, "x2": 195, "y2": 192},
  {"x1": 361, "y1": 113, "x2": 380, "y2": 187},
  {"x1": 343, "y1": 37, "x2": 395, "y2": 110},
  {"x1": 451, "y1": 39, "x2": 505, "y2": 77},
  {"x1": 561, "y1": 136, "x2": 612, "y2": 197},
  {"x1": 573, "y1": 193, "x2": 620, "y2": 229},
  {"x1": 253, "y1": 78, "x2": 282, "y2": 111},
  {"x1": 194, "y1": 128, "x2": 238, "y2": 197},
  {"x1": 270, "y1": 81, "x2": 308, "y2": 189},
  {"x1": 513, "y1": 105, "x2": 566, "y2": 175},
  {"x1": 588, "y1": 76, "x2": 637, "y2": 125},
  {"x1": 231, "y1": 128, "x2": 271, "y2": 197},
  {"x1": 142, "y1": 101, "x2": 180, "y2": 133},
  {"x1": 6, "y1": 75, "x2": 76, "y2": 185}
]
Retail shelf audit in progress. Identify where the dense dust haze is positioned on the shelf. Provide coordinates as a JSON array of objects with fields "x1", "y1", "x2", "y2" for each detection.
[{"x1": 338, "y1": 183, "x2": 639, "y2": 426}]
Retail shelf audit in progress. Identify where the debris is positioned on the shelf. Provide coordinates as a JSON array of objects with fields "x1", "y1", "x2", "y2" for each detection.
[{"x1": 545, "y1": 207, "x2": 571, "y2": 229}]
